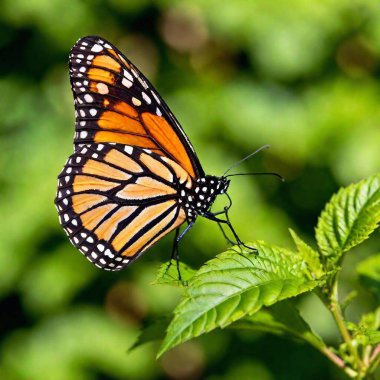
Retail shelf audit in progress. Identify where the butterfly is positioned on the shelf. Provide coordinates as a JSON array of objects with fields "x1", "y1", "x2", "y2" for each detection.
[{"x1": 55, "y1": 36, "x2": 254, "y2": 272}]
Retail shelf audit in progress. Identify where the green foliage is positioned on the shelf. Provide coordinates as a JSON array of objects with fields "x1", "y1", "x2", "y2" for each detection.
[
  {"x1": 158, "y1": 242, "x2": 320, "y2": 357},
  {"x1": 1, "y1": 1, "x2": 380, "y2": 379},
  {"x1": 316, "y1": 174, "x2": 380, "y2": 262},
  {"x1": 289, "y1": 228, "x2": 324, "y2": 279},
  {"x1": 155, "y1": 174, "x2": 380, "y2": 379},
  {"x1": 1, "y1": 308, "x2": 157, "y2": 380},
  {"x1": 347, "y1": 308, "x2": 380, "y2": 346},
  {"x1": 153, "y1": 261, "x2": 196, "y2": 287}
]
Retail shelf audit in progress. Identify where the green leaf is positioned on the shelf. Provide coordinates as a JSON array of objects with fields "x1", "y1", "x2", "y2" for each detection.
[
  {"x1": 315, "y1": 174, "x2": 380, "y2": 261},
  {"x1": 289, "y1": 228, "x2": 324, "y2": 279},
  {"x1": 152, "y1": 261, "x2": 196, "y2": 287},
  {"x1": 129, "y1": 317, "x2": 170, "y2": 352},
  {"x1": 230, "y1": 301, "x2": 326, "y2": 350},
  {"x1": 357, "y1": 254, "x2": 380, "y2": 299},
  {"x1": 158, "y1": 241, "x2": 320, "y2": 357},
  {"x1": 356, "y1": 329, "x2": 380, "y2": 345},
  {"x1": 347, "y1": 308, "x2": 380, "y2": 345}
]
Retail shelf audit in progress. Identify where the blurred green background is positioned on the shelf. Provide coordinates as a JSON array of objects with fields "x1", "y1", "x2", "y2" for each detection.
[{"x1": 0, "y1": 0, "x2": 379, "y2": 379}]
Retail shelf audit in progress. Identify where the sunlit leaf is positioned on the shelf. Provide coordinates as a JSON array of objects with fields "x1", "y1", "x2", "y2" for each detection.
[
  {"x1": 158, "y1": 241, "x2": 320, "y2": 357},
  {"x1": 289, "y1": 228, "x2": 324, "y2": 279},
  {"x1": 152, "y1": 261, "x2": 196, "y2": 287},
  {"x1": 315, "y1": 174, "x2": 380, "y2": 260}
]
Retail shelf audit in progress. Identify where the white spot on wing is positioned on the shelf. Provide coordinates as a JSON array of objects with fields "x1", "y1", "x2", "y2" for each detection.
[
  {"x1": 84, "y1": 94, "x2": 93, "y2": 103},
  {"x1": 124, "y1": 146, "x2": 133, "y2": 155},
  {"x1": 151, "y1": 91, "x2": 161, "y2": 104},
  {"x1": 104, "y1": 249, "x2": 114, "y2": 258},
  {"x1": 96, "y1": 83, "x2": 109, "y2": 94},
  {"x1": 91, "y1": 44, "x2": 103, "y2": 52},
  {"x1": 142, "y1": 92, "x2": 151, "y2": 104},
  {"x1": 132, "y1": 97, "x2": 141, "y2": 106},
  {"x1": 122, "y1": 78, "x2": 132, "y2": 88},
  {"x1": 138, "y1": 77, "x2": 148, "y2": 89},
  {"x1": 123, "y1": 70, "x2": 133, "y2": 81},
  {"x1": 131, "y1": 68, "x2": 139, "y2": 78}
]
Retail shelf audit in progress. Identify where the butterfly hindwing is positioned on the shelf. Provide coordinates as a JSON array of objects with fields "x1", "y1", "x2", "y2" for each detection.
[
  {"x1": 55, "y1": 143, "x2": 189, "y2": 271},
  {"x1": 69, "y1": 36, "x2": 204, "y2": 179}
]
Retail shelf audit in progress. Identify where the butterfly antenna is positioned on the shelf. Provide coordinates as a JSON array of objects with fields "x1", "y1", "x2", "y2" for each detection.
[
  {"x1": 226, "y1": 172, "x2": 285, "y2": 182},
  {"x1": 222, "y1": 145, "x2": 270, "y2": 177}
]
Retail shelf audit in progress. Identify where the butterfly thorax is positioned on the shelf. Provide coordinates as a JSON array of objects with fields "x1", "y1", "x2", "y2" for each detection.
[{"x1": 179, "y1": 175, "x2": 230, "y2": 222}]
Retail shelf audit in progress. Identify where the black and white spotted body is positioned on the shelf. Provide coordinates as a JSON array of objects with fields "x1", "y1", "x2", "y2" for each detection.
[{"x1": 178, "y1": 175, "x2": 230, "y2": 222}]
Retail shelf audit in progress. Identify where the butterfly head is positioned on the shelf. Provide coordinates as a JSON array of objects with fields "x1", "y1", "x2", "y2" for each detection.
[
  {"x1": 180, "y1": 175, "x2": 230, "y2": 220},
  {"x1": 195, "y1": 175, "x2": 230, "y2": 196},
  {"x1": 216, "y1": 176, "x2": 230, "y2": 195}
]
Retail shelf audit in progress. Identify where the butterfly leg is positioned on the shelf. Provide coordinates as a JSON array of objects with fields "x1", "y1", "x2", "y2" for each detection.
[
  {"x1": 169, "y1": 228, "x2": 180, "y2": 261},
  {"x1": 217, "y1": 222, "x2": 236, "y2": 245},
  {"x1": 223, "y1": 209, "x2": 257, "y2": 253},
  {"x1": 166, "y1": 228, "x2": 181, "y2": 281},
  {"x1": 204, "y1": 211, "x2": 257, "y2": 253},
  {"x1": 213, "y1": 193, "x2": 235, "y2": 244},
  {"x1": 167, "y1": 222, "x2": 195, "y2": 281}
]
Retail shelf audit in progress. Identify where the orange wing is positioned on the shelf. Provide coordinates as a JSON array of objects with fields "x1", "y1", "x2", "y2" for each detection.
[
  {"x1": 55, "y1": 143, "x2": 191, "y2": 271},
  {"x1": 69, "y1": 36, "x2": 204, "y2": 179}
]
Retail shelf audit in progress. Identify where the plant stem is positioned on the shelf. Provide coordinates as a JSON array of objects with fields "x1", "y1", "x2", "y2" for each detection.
[
  {"x1": 368, "y1": 344, "x2": 380, "y2": 374},
  {"x1": 329, "y1": 280, "x2": 362, "y2": 371},
  {"x1": 363, "y1": 345, "x2": 372, "y2": 367},
  {"x1": 320, "y1": 346, "x2": 357, "y2": 378}
]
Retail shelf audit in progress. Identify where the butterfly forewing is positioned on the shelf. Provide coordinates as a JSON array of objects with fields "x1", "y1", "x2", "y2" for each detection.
[
  {"x1": 55, "y1": 143, "x2": 189, "y2": 271},
  {"x1": 69, "y1": 36, "x2": 204, "y2": 179}
]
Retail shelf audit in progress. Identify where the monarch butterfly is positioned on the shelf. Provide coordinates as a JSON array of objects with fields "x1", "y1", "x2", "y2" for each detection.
[{"x1": 55, "y1": 36, "x2": 262, "y2": 272}]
